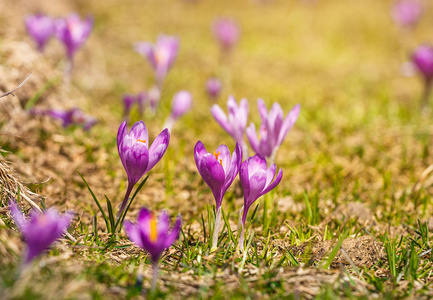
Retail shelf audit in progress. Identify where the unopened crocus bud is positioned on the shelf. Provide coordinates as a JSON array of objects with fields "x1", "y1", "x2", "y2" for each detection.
[
  {"x1": 206, "y1": 78, "x2": 222, "y2": 100},
  {"x1": 171, "y1": 91, "x2": 192, "y2": 120},
  {"x1": 25, "y1": 13, "x2": 55, "y2": 52},
  {"x1": 212, "y1": 18, "x2": 240, "y2": 53},
  {"x1": 391, "y1": 0, "x2": 422, "y2": 28}
]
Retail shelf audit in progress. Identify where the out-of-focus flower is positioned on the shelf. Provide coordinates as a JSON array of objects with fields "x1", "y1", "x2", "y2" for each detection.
[
  {"x1": 212, "y1": 18, "x2": 240, "y2": 52},
  {"x1": 123, "y1": 92, "x2": 147, "y2": 118},
  {"x1": 31, "y1": 107, "x2": 97, "y2": 131},
  {"x1": 206, "y1": 78, "x2": 222, "y2": 100},
  {"x1": 246, "y1": 99, "x2": 300, "y2": 161},
  {"x1": 25, "y1": 13, "x2": 55, "y2": 52},
  {"x1": 164, "y1": 91, "x2": 193, "y2": 131},
  {"x1": 391, "y1": 0, "x2": 422, "y2": 28},
  {"x1": 238, "y1": 154, "x2": 282, "y2": 250},
  {"x1": 124, "y1": 208, "x2": 181, "y2": 291},
  {"x1": 171, "y1": 91, "x2": 192, "y2": 120},
  {"x1": 412, "y1": 45, "x2": 433, "y2": 81},
  {"x1": 9, "y1": 199, "x2": 73, "y2": 264},
  {"x1": 134, "y1": 35, "x2": 179, "y2": 87},
  {"x1": 148, "y1": 86, "x2": 161, "y2": 113},
  {"x1": 117, "y1": 121, "x2": 170, "y2": 217},
  {"x1": 211, "y1": 96, "x2": 249, "y2": 157},
  {"x1": 412, "y1": 45, "x2": 433, "y2": 110},
  {"x1": 55, "y1": 13, "x2": 93, "y2": 60},
  {"x1": 194, "y1": 141, "x2": 242, "y2": 248}
]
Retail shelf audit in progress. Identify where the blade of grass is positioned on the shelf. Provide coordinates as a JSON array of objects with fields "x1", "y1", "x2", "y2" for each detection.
[{"x1": 79, "y1": 172, "x2": 110, "y2": 231}]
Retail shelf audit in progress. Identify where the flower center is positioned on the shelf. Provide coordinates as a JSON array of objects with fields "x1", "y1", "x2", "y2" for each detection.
[
  {"x1": 137, "y1": 139, "x2": 146, "y2": 144},
  {"x1": 213, "y1": 151, "x2": 223, "y2": 167},
  {"x1": 150, "y1": 215, "x2": 157, "y2": 242}
]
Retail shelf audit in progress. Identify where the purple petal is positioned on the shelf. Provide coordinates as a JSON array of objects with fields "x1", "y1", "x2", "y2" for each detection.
[
  {"x1": 197, "y1": 154, "x2": 226, "y2": 206},
  {"x1": 146, "y1": 128, "x2": 170, "y2": 172},
  {"x1": 224, "y1": 143, "x2": 242, "y2": 188},
  {"x1": 215, "y1": 144, "x2": 231, "y2": 176},
  {"x1": 194, "y1": 141, "x2": 208, "y2": 168},
  {"x1": 211, "y1": 104, "x2": 233, "y2": 135},
  {"x1": 246, "y1": 123, "x2": 260, "y2": 154},
  {"x1": 9, "y1": 199, "x2": 26, "y2": 230},
  {"x1": 247, "y1": 153, "x2": 267, "y2": 177},
  {"x1": 277, "y1": 104, "x2": 300, "y2": 147},
  {"x1": 257, "y1": 98, "x2": 268, "y2": 123},
  {"x1": 163, "y1": 214, "x2": 182, "y2": 249},
  {"x1": 245, "y1": 169, "x2": 267, "y2": 208},
  {"x1": 128, "y1": 121, "x2": 148, "y2": 142},
  {"x1": 124, "y1": 221, "x2": 144, "y2": 249},
  {"x1": 261, "y1": 168, "x2": 283, "y2": 196}
]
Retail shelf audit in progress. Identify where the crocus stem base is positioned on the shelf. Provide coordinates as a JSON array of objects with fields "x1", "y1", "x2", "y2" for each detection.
[
  {"x1": 211, "y1": 206, "x2": 222, "y2": 251},
  {"x1": 151, "y1": 262, "x2": 159, "y2": 294},
  {"x1": 117, "y1": 183, "x2": 134, "y2": 220},
  {"x1": 237, "y1": 206, "x2": 245, "y2": 251}
]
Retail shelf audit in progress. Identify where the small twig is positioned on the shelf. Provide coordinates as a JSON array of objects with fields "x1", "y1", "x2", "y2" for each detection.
[{"x1": 0, "y1": 74, "x2": 32, "y2": 99}]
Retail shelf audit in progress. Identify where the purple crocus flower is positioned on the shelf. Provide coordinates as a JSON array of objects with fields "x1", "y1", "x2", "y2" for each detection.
[
  {"x1": 31, "y1": 107, "x2": 97, "y2": 131},
  {"x1": 391, "y1": 0, "x2": 422, "y2": 28},
  {"x1": 25, "y1": 13, "x2": 55, "y2": 52},
  {"x1": 9, "y1": 200, "x2": 73, "y2": 264},
  {"x1": 134, "y1": 35, "x2": 179, "y2": 87},
  {"x1": 212, "y1": 18, "x2": 240, "y2": 53},
  {"x1": 246, "y1": 99, "x2": 300, "y2": 162},
  {"x1": 412, "y1": 45, "x2": 433, "y2": 110},
  {"x1": 206, "y1": 78, "x2": 222, "y2": 100},
  {"x1": 55, "y1": 13, "x2": 93, "y2": 60},
  {"x1": 211, "y1": 96, "x2": 249, "y2": 157},
  {"x1": 117, "y1": 121, "x2": 170, "y2": 218},
  {"x1": 194, "y1": 141, "x2": 242, "y2": 249},
  {"x1": 164, "y1": 91, "x2": 193, "y2": 131},
  {"x1": 238, "y1": 154, "x2": 282, "y2": 250},
  {"x1": 124, "y1": 208, "x2": 181, "y2": 291}
]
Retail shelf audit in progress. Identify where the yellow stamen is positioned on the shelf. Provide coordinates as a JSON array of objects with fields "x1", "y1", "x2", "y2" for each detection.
[
  {"x1": 150, "y1": 215, "x2": 157, "y2": 242},
  {"x1": 213, "y1": 151, "x2": 223, "y2": 167},
  {"x1": 137, "y1": 139, "x2": 146, "y2": 144}
]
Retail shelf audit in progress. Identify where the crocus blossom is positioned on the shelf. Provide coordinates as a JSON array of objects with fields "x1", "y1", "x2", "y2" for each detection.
[
  {"x1": 134, "y1": 35, "x2": 179, "y2": 87},
  {"x1": 391, "y1": 0, "x2": 422, "y2": 28},
  {"x1": 117, "y1": 121, "x2": 170, "y2": 217},
  {"x1": 55, "y1": 13, "x2": 93, "y2": 60},
  {"x1": 246, "y1": 99, "x2": 300, "y2": 162},
  {"x1": 412, "y1": 45, "x2": 433, "y2": 110},
  {"x1": 9, "y1": 200, "x2": 73, "y2": 264},
  {"x1": 164, "y1": 91, "x2": 193, "y2": 131},
  {"x1": 238, "y1": 154, "x2": 282, "y2": 250},
  {"x1": 124, "y1": 208, "x2": 181, "y2": 291},
  {"x1": 25, "y1": 13, "x2": 55, "y2": 52},
  {"x1": 206, "y1": 78, "x2": 222, "y2": 100},
  {"x1": 194, "y1": 141, "x2": 242, "y2": 248},
  {"x1": 212, "y1": 18, "x2": 240, "y2": 53},
  {"x1": 211, "y1": 96, "x2": 249, "y2": 157},
  {"x1": 31, "y1": 107, "x2": 97, "y2": 131}
]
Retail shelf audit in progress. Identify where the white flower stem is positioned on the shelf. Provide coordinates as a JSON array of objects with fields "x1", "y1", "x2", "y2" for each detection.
[
  {"x1": 211, "y1": 206, "x2": 222, "y2": 251},
  {"x1": 237, "y1": 206, "x2": 245, "y2": 251},
  {"x1": 151, "y1": 262, "x2": 159, "y2": 294}
]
